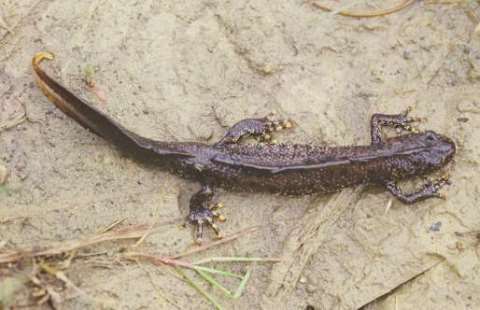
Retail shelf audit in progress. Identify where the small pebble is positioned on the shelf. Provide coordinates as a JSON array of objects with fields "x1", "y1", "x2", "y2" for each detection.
[
  {"x1": 283, "y1": 120, "x2": 293, "y2": 128},
  {"x1": 306, "y1": 274, "x2": 318, "y2": 286},
  {"x1": 306, "y1": 284, "x2": 317, "y2": 293},
  {"x1": 429, "y1": 221, "x2": 442, "y2": 232},
  {"x1": 299, "y1": 276, "x2": 307, "y2": 284}
]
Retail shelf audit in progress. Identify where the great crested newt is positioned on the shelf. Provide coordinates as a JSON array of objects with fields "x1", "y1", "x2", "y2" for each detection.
[{"x1": 32, "y1": 52, "x2": 456, "y2": 242}]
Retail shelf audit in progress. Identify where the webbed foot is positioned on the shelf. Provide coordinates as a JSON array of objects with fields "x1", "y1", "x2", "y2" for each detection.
[
  {"x1": 385, "y1": 175, "x2": 451, "y2": 204},
  {"x1": 188, "y1": 185, "x2": 226, "y2": 243},
  {"x1": 257, "y1": 116, "x2": 294, "y2": 143},
  {"x1": 423, "y1": 175, "x2": 451, "y2": 199},
  {"x1": 394, "y1": 107, "x2": 423, "y2": 133},
  {"x1": 216, "y1": 114, "x2": 295, "y2": 145},
  {"x1": 189, "y1": 207, "x2": 221, "y2": 243},
  {"x1": 370, "y1": 107, "x2": 423, "y2": 144}
]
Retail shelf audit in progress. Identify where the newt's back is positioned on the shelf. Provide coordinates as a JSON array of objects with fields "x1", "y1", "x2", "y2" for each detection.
[{"x1": 206, "y1": 132, "x2": 455, "y2": 194}]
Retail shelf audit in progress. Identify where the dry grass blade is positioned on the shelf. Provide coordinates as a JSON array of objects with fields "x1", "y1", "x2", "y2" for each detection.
[
  {"x1": 98, "y1": 218, "x2": 127, "y2": 233},
  {"x1": 308, "y1": 0, "x2": 416, "y2": 18},
  {"x1": 0, "y1": 99, "x2": 40, "y2": 133},
  {"x1": 171, "y1": 226, "x2": 259, "y2": 259},
  {"x1": 0, "y1": 224, "x2": 151, "y2": 264},
  {"x1": 0, "y1": 111, "x2": 26, "y2": 132},
  {"x1": 124, "y1": 253, "x2": 244, "y2": 279},
  {"x1": 123, "y1": 252, "x2": 197, "y2": 269},
  {"x1": 39, "y1": 262, "x2": 92, "y2": 302},
  {"x1": 0, "y1": 0, "x2": 42, "y2": 45}
]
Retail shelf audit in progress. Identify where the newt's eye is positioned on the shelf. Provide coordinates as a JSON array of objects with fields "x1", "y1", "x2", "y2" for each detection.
[{"x1": 425, "y1": 131, "x2": 437, "y2": 142}]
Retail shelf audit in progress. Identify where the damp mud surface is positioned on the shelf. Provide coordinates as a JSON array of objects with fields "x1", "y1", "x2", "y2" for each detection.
[{"x1": 1, "y1": 1, "x2": 480, "y2": 309}]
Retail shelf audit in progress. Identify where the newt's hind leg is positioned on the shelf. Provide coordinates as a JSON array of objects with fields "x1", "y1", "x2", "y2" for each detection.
[
  {"x1": 385, "y1": 176, "x2": 450, "y2": 204},
  {"x1": 370, "y1": 108, "x2": 421, "y2": 144},
  {"x1": 216, "y1": 115, "x2": 294, "y2": 145},
  {"x1": 188, "y1": 184, "x2": 226, "y2": 243}
]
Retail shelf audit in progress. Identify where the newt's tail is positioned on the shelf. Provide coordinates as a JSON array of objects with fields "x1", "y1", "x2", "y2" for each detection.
[{"x1": 32, "y1": 52, "x2": 192, "y2": 158}]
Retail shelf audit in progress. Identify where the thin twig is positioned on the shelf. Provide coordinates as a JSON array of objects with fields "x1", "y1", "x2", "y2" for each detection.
[
  {"x1": 308, "y1": 0, "x2": 416, "y2": 18},
  {"x1": 124, "y1": 253, "x2": 244, "y2": 280},
  {"x1": 39, "y1": 263, "x2": 91, "y2": 301},
  {"x1": 132, "y1": 223, "x2": 156, "y2": 248},
  {"x1": 126, "y1": 253, "x2": 278, "y2": 280},
  {"x1": 0, "y1": 224, "x2": 151, "y2": 264},
  {"x1": 124, "y1": 253, "x2": 201, "y2": 270},
  {"x1": 98, "y1": 218, "x2": 127, "y2": 233}
]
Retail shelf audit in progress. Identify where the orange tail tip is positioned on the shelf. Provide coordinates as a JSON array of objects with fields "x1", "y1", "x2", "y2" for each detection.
[{"x1": 32, "y1": 51, "x2": 55, "y2": 67}]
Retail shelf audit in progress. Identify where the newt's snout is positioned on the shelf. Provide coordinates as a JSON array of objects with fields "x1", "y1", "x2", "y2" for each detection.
[
  {"x1": 423, "y1": 131, "x2": 456, "y2": 167},
  {"x1": 440, "y1": 135, "x2": 456, "y2": 165}
]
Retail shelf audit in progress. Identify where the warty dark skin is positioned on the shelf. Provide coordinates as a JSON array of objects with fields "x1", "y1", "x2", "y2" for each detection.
[{"x1": 32, "y1": 52, "x2": 456, "y2": 242}]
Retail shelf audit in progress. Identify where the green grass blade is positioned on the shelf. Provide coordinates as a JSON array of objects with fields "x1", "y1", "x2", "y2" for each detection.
[
  {"x1": 233, "y1": 269, "x2": 252, "y2": 299},
  {"x1": 194, "y1": 256, "x2": 281, "y2": 265},
  {"x1": 174, "y1": 267, "x2": 223, "y2": 310},
  {"x1": 195, "y1": 269, "x2": 234, "y2": 298},
  {"x1": 194, "y1": 265, "x2": 243, "y2": 279}
]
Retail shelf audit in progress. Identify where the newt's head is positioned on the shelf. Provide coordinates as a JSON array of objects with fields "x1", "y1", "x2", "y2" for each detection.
[{"x1": 417, "y1": 130, "x2": 456, "y2": 169}]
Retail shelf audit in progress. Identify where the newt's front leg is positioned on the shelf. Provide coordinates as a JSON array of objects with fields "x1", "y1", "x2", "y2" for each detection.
[
  {"x1": 370, "y1": 108, "x2": 420, "y2": 144},
  {"x1": 385, "y1": 176, "x2": 450, "y2": 204},
  {"x1": 188, "y1": 184, "x2": 225, "y2": 243},
  {"x1": 216, "y1": 116, "x2": 294, "y2": 145}
]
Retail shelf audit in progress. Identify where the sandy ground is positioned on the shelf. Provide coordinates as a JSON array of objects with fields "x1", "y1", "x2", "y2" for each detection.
[{"x1": 1, "y1": 0, "x2": 480, "y2": 309}]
